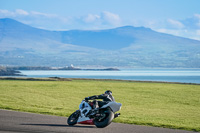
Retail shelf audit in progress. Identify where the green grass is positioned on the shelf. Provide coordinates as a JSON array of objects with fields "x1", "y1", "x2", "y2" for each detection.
[{"x1": 0, "y1": 79, "x2": 200, "y2": 132}]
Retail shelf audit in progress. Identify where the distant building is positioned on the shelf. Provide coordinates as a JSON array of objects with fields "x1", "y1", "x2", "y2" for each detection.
[{"x1": 70, "y1": 64, "x2": 74, "y2": 68}]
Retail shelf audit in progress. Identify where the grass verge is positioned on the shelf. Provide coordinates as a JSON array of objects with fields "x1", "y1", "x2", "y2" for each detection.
[{"x1": 0, "y1": 78, "x2": 199, "y2": 131}]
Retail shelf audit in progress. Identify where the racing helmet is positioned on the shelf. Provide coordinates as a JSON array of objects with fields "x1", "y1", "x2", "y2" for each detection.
[{"x1": 105, "y1": 90, "x2": 112, "y2": 95}]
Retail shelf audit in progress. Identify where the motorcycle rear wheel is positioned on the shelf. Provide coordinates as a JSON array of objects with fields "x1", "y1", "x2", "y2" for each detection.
[
  {"x1": 67, "y1": 110, "x2": 80, "y2": 126},
  {"x1": 94, "y1": 108, "x2": 114, "y2": 128}
]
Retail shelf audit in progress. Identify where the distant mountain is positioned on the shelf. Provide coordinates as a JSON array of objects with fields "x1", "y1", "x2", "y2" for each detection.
[{"x1": 0, "y1": 18, "x2": 200, "y2": 68}]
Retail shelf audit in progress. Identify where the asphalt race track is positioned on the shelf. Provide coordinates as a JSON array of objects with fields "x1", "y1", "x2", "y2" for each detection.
[{"x1": 0, "y1": 109, "x2": 195, "y2": 133}]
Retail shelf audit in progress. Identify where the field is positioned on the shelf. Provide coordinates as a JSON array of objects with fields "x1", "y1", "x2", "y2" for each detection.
[{"x1": 0, "y1": 79, "x2": 199, "y2": 131}]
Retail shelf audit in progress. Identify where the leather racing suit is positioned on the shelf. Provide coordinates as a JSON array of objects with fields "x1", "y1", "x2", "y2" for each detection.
[{"x1": 85, "y1": 93, "x2": 115, "y2": 108}]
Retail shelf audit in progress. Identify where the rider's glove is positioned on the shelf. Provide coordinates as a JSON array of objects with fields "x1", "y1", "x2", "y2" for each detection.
[{"x1": 85, "y1": 97, "x2": 89, "y2": 101}]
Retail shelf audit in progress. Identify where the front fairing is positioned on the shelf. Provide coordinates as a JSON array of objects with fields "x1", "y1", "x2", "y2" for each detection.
[{"x1": 78, "y1": 100, "x2": 93, "y2": 123}]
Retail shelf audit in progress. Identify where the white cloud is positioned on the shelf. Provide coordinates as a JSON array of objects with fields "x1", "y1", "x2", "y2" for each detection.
[
  {"x1": 30, "y1": 11, "x2": 57, "y2": 18},
  {"x1": 194, "y1": 14, "x2": 200, "y2": 27},
  {"x1": 0, "y1": 9, "x2": 14, "y2": 17},
  {"x1": 196, "y1": 30, "x2": 200, "y2": 36},
  {"x1": 84, "y1": 14, "x2": 100, "y2": 23},
  {"x1": 0, "y1": 9, "x2": 62, "y2": 20},
  {"x1": 191, "y1": 30, "x2": 200, "y2": 40},
  {"x1": 155, "y1": 28, "x2": 200, "y2": 40},
  {"x1": 194, "y1": 14, "x2": 200, "y2": 19},
  {"x1": 181, "y1": 14, "x2": 200, "y2": 29},
  {"x1": 15, "y1": 9, "x2": 29, "y2": 16},
  {"x1": 0, "y1": 9, "x2": 29, "y2": 17},
  {"x1": 167, "y1": 19, "x2": 185, "y2": 29},
  {"x1": 156, "y1": 28, "x2": 185, "y2": 36},
  {"x1": 147, "y1": 14, "x2": 200, "y2": 40},
  {"x1": 80, "y1": 11, "x2": 122, "y2": 29},
  {"x1": 83, "y1": 11, "x2": 121, "y2": 26},
  {"x1": 0, "y1": 9, "x2": 122, "y2": 30},
  {"x1": 0, "y1": 9, "x2": 71, "y2": 30},
  {"x1": 101, "y1": 11, "x2": 121, "y2": 26}
]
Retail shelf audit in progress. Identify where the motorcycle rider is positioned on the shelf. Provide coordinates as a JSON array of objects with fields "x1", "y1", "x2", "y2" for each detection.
[{"x1": 84, "y1": 90, "x2": 115, "y2": 115}]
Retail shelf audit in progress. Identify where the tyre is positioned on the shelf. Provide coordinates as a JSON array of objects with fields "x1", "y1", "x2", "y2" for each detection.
[
  {"x1": 94, "y1": 108, "x2": 114, "y2": 128},
  {"x1": 67, "y1": 110, "x2": 80, "y2": 126}
]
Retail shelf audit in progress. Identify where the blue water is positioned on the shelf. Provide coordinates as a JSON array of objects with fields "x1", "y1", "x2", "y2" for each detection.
[{"x1": 19, "y1": 69, "x2": 200, "y2": 84}]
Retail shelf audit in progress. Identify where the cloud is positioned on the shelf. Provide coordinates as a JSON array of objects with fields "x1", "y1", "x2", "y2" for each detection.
[
  {"x1": 15, "y1": 9, "x2": 29, "y2": 16},
  {"x1": 82, "y1": 11, "x2": 121, "y2": 26},
  {"x1": 167, "y1": 19, "x2": 184, "y2": 29},
  {"x1": 0, "y1": 9, "x2": 121, "y2": 30},
  {"x1": 30, "y1": 11, "x2": 57, "y2": 18},
  {"x1": 0, "y1": 9, "x2": 29, "y2": 17},
  {"x1": 197, "y1": 30, "x2": 200, "y2": 35},
  {"x1": 129, "y1": 14, "x2": 200, "y2": 40},
  {"x1": 84, "y1": 14, "x2": 100, "y2": 23},
  {"x1": 155, "y1": 28, "x2": 200, "y2": 41},
  {"x1": 0, "y1": 9, "x2": 57, "y2": 19},
  {"x1": 0, "y1": 9, "x2": 15, "y2": 17},
  {"x1": 101, "y1": 11, "x2": 121, "y2": 26},
  {"x1": 180, "y1": 14, "x2": 200, "y2": 29},
  {"x1": 80, "y1": 11, "x2": 121, "y2": 29},
  {"x1": 156, "y1": 28, "x2": 182, "y2": 36},
  {"x1": 0, "y1": 9, "x2": 71, "y2": 30},
  {"x1": 142, "y1": 14, "x2": 200, "y2": 40},
  {"x1": 194, "y1": 14, "x2": 200, "y2": 27},
  {"x1": 194, "y1": 14, "x2": 200, "y2": 19}
]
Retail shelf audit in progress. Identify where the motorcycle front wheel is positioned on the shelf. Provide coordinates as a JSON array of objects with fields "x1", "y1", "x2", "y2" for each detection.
[
  {"x1": 94, "y1": 108, "x2": 114, "y2": 128},
  {"x1": 67, "y1": 110, "x2": 80, "y2": 126}
]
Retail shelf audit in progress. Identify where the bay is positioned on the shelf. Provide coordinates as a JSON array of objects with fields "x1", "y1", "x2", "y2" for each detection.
[{"x1": 19, "y1": 69, "x2": 200, "y2": 84}]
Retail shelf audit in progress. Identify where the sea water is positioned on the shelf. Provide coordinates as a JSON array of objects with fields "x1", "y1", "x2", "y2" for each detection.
[{"x1": 19, "y1": 69, "x2": 200, "y2": 84}]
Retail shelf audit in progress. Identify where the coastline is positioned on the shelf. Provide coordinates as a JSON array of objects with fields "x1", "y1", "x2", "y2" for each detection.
[
  {"x1": 0, "y1": 66, "x2": 119, "y2": 76},
  {"x1": 8, "y1": 66, "x2": 120, "y2": 71},
  {"x1": 1, "y1": 68, "x2": 200, "y2": 84}
]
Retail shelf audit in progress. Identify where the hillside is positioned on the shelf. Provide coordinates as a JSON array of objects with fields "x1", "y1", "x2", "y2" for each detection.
[{"x1": 0, "y1": 18, "x2": 200, "y2": 68}]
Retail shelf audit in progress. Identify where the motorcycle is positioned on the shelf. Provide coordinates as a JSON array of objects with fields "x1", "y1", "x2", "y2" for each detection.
[{"x1": 67, "y1": 99, "x2": 122, "y2": 128}]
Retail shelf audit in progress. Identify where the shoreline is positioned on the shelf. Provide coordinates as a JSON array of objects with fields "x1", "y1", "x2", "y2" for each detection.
[{"x1": 0, "y1": 77, "x2": 199, "y2": 85}]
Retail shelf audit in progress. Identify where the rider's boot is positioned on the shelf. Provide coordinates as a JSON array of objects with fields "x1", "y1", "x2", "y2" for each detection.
[{"x1": 114, "y1": 113, "x2": 120, "y2": 118}]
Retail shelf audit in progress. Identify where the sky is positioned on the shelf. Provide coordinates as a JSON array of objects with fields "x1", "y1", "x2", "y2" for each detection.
[{"x1": 0, "y1": 0, "x2": 200, "y2": 40}]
